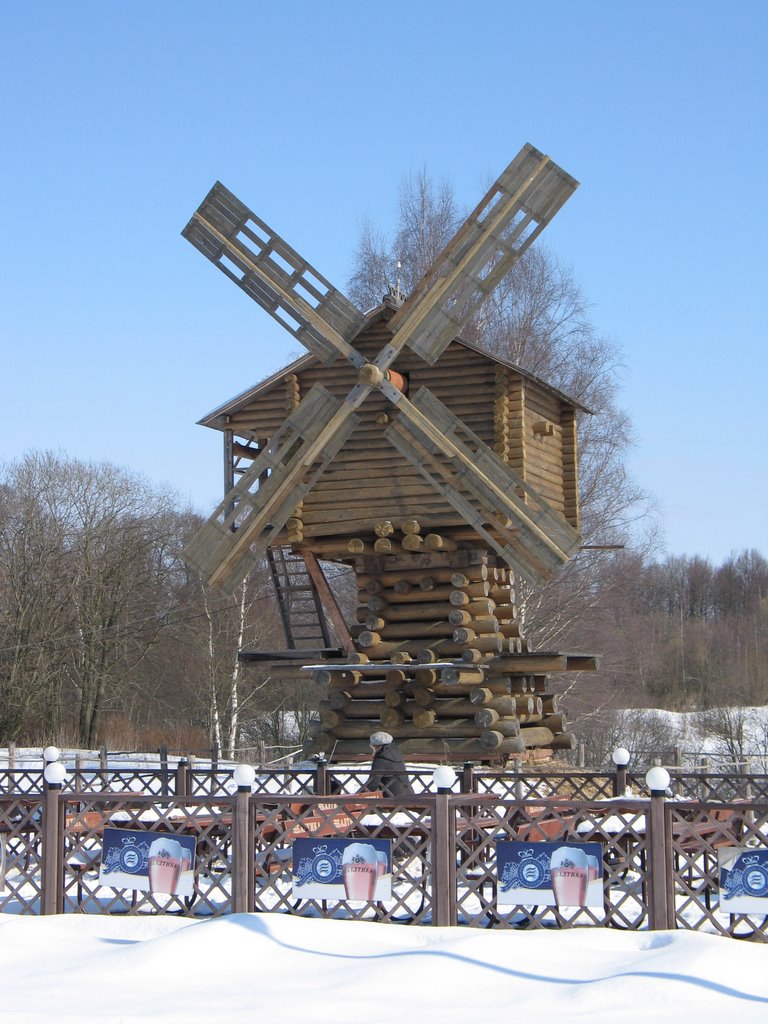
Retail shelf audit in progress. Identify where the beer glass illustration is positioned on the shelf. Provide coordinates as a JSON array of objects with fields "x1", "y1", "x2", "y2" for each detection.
[
  {"x1": 342, "y1": 843, "x2": 378, "y2": 901},
  {"x1": 147, "y1": 838, "x2": 184, "y2": 895},
  {"x1": 549, "y1": 846, "x2": 589, "y2": 906},
  {"x1": 375, "y1": 849, "x2": 389, "y2": 898},
  {"x1": 181, "y1": 846, "x2": 193, "y2": 877}
]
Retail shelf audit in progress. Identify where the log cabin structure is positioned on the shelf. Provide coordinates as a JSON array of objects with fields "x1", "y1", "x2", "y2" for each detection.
[{"x1": 181, "y1": 144, "x2": 599, "y2": 762}]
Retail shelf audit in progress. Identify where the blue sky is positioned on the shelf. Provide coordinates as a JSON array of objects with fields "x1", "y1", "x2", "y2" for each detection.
[{"x1": 1, "y1": 1, "x2": 766, "y2": 564}]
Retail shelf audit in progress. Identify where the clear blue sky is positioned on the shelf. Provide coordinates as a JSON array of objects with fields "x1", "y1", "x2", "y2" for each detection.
[{"x1": 1, "y1": 1, "x2": 766, "y2": 564}]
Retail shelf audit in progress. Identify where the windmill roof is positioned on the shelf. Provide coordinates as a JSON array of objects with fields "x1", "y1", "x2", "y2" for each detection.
[{"x1": 197, "y1": 304, "x2": 593, "y2": 427}]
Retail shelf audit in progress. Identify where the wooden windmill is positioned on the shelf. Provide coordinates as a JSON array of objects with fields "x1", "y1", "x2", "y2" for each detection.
[{"x1": 182, "y1": 144, "x2": 598, "y2": 762}]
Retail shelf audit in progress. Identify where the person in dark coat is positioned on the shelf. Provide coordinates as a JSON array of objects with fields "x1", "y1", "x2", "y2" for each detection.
[{"x1": 364, "y1": 731, "x2": 415, "y2": 797}]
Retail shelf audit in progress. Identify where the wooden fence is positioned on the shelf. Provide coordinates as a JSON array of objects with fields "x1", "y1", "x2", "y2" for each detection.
[
  {"x1": 4, "y1": 758, "x2": 768, "y2": 802},
  {"x1": 1, "y1": 784, "x2": 766, "y2": 939}
]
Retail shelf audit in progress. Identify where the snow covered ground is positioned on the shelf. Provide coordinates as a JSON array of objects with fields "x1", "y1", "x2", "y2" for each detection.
[{"x1": 1, "y1": 912, "x2": 766, "y2": 1024}]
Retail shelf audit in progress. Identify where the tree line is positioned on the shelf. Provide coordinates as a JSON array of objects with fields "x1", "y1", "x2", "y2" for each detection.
[
  {"x1": 2, "y1": 449, "x2": 762, "y2": 757},
  {"x1": 0, "y1": 451, "x2": 295, "y2": 754}
]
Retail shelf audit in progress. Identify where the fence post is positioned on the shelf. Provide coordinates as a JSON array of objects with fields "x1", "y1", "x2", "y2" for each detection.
[
  {"x1": 8, "y1": 740, "x2": 15, "y2": 771},
  {"x1": 232, "y1": 767, "x2": 255, "y2": 914},
  {"x1": 99, "y1": 744, "x2": 109, "y2": 788},
  {"x1": 313, "y1": 755, "x2": 328, "y2": 795},
  {"x1": 646, "y1": 767, "x2": 671, "y2": 930},
  {"x1": 175, "y1": 758, "x2": 188, "y2": 796},
  {"x1": 612, "y1": 747, "x2": 630, "y2": 797},
  {"x1": 461, "y1": 761, "x2": 475, "y2": 793},
  {"x1": 211, "y1": 741, "x2": 220, "y2": 771},
  {"x1": 41, "y1": 774, "x2": 63, "y2": 915},
  {"x1": 159, "y1": 745, "x2": 169, "y2": 797},
  {"x1": 431, "y1": 793, "x2": 456, "y2": 927}
]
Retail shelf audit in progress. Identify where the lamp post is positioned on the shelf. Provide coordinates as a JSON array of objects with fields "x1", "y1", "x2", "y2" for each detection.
[
  {"x1": 42, "y1": 760, "x2": 67, "y2": 915},
  {"x1": 645, "y1": 765, "x2": 671, "y2": 798},
  {"x1": 233, "y1": 764, "x2": 256, "y2": 792},
  {"x1": 232, "y1": 764, "x2": 255, "y2": 914},
  {"x1": 312, "y1": 752, "x2": 328, "y2": 795},
  {"x1": 644, "y1": 764, "x2": 671, "y2": 930},
  {"x1": 612, "y1": 746, "x2": 630, "y2": 796},
  {"x1": 42, "y1": 745, "x2": 60, "y2": 765},
  {"x1": 430, "y1": 765, "x2": 457, "y2": 926},
  {"x1": 432, "y1": 765, "x2": 457, "y2": 795},
  {"x1": 43, "y1": 760, "x2": 67, "y2": 789}
]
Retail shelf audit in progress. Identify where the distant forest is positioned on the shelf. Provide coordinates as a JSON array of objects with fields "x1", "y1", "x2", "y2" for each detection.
[{"x1": 0, "y1": 452, "x2": 765, "y2": 763}]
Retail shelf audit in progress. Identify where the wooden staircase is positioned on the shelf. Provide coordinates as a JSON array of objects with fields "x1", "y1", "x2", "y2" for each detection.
[{"x1": 265, "y1": 546, "x2": 346, "y2": 655}]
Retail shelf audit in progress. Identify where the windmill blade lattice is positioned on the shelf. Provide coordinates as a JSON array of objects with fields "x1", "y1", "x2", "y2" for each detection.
[
  {"x1": 387, "y1": 143, "x2": 579, "y2": 364},
  {"x1": 183, "y1": 182, "x2": 367, "y2": 367},
  {"x1": 184, "y1": 385, "x2": 360, "y2": 593},
  {"x1": 383, "y1": 386, "x2": 581, "y2": 585}
]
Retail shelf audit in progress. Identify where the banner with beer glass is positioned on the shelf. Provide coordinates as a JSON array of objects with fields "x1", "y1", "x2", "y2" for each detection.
[
  {"x1": 292, "y1": 838, "x2": 392, "y2": 901},
  {"x1": 99, "y1": 828, "x2": 196, "y2": 897},
  {"x1": 496, "y1": 840, "x2": 603, "y2": 908},
  {"x1": 718, "y1": 847, "x2": 768, "y2": 914}
]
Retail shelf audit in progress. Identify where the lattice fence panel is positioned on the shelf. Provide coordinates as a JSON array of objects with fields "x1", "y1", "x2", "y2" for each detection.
[
  {"x1": 324, "y1": 768, "x2": 438, "y2": 796},
  {"x1": 250, "y1": 795, "x2": 435, "y2": 924},
  {"x1": 474, "y1": 771, "x2": 616, "y2": 801},
  {"x1": 0, "y1": 768, "x2": 45, "y2": 794},
  {"x1": 660, "y1": 774, "x2": 768, "y2": 802},
  {"x1": 667, "y1": 800, "x2": 768, "y2": 941},
  {"x1": 0, "y1": 797, "x2": 44, "y2": 914},
  {"x1": 61, "y1": 795, "x2": 234, "y2": 917},
  {"x1": 452, "y1": 797, "x2": 650, "y2": 930}
]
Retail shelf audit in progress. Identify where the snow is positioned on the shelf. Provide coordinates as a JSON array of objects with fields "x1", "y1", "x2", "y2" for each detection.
[{"x1": 0, "y1": 912, "x2": 766, "y2": 1023}]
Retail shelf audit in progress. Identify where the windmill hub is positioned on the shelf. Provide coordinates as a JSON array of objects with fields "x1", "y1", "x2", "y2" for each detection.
[{"x1": 358, "y1": 363, "x2": 385, "y2": 387}]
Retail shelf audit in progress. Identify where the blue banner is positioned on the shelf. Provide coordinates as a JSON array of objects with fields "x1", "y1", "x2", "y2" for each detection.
[
  {"x1": 99, "y1": 828, "x2": 196, "y2": 897},
  {"x1": 292, "y1": 838, "x2": 392, "y2": 901}
]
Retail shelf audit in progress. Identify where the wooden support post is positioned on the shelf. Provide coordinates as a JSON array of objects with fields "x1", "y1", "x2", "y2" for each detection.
[
  {"x1": 99, "y1": 744, "x2": 109, "y2": 789},
  {"x1": 41, "y1": 779, "x2": 62, "y2": 915},
  {"x1": 314, "y1": 757, "x2": 328, "y2": 795},
  {"x1": 175, "y1": 758, "x2": 189, "y2": 797},
  {"x1": 232, "y1": 787, "x2": 253, "y2": 914},
  {"x1": 647, "y1": 790, "x2": 670, "y2": 930},
  {"x1": 159, "y1": 745, "x2": 170, "y2": 798},
  {"x1": 431, "y1": 793, "x2": 456, "y2": 927}
]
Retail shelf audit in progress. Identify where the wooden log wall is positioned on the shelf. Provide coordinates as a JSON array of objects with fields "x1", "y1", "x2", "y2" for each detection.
[
  {"x1": 218, "y1": 316, "x2": 582, "y2": 549},
  {"x1": 311, "y1": 548, "x2": 587, "y2": 762}
]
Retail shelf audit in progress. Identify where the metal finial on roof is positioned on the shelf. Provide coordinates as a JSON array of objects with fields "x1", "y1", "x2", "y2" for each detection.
[{"x1": 384, "y1": 259, "x2": 406, "y2": 308}]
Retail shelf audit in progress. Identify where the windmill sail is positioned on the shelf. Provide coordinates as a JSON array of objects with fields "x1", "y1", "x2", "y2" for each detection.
[
  {"x1": 388, "y1": 144, "x2": 579, "y2": 364},
  {"x1": 384, "y1": 387, "x2": 581, "y2": 585},
  {"x1": 184, "y1": 385, "x2": 360, "y2": 593},
  {"x1": 183, "y1": 182, "x2": 366, "y2": 367}
]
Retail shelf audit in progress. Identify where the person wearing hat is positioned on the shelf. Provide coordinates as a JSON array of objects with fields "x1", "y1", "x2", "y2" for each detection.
[{"x1": 364, "y1": 731, "x2": 415, "y2": 797}]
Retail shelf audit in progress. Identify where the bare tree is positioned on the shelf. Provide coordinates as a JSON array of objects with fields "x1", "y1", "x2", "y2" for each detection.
[{"x1": 0, "y1": 452, "x2": 185, "y2": 746}]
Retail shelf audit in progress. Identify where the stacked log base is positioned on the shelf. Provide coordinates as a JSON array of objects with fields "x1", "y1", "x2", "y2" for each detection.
[{"x1": 307, "y1": 542, "x2": 594, "y2": 763}]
